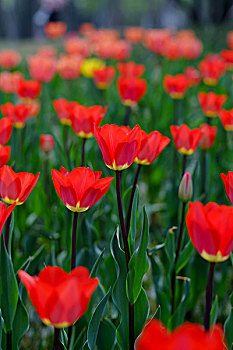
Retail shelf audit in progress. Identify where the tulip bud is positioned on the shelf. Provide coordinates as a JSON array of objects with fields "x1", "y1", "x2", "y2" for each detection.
[
  {"x1": 178, "y1": 172, "x2": 193, "y2": 202},
  {"x1": 40, "y1": 134, "x2": 54, "y2": 154}
]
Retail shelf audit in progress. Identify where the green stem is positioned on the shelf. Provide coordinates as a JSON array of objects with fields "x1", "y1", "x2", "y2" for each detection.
[
  {"x1": 81, "y1": 138, "x2": 86, "y2": 167},
  {"x1": 6, "y1": 331, "x2": 12, "y2": 350},
  {"x1": 123, "y1": 106, "x2": 131, "y2": 126},
  {"x1": 53, "y1": 328, "x2": 60, "y2": 350},
  {"x1": 204, "y1": 262, "x2": 215, "y2": 331}
]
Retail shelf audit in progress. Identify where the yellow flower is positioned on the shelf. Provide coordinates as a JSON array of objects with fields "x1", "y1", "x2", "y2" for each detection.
[{"x1": 81, "y1": 58, "x2": 105, "y2": 78}]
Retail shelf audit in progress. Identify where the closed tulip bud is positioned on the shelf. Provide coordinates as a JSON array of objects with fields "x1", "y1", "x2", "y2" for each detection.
[
  {"x1": 40, "y1": 134, "x2": 54, "y2": 154},
  {"x1": 179, "y1": 172, "x2": 193, "y2": 202}
]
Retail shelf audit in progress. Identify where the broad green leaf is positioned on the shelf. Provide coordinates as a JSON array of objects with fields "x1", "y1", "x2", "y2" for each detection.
[
  {"x1": 134, "y1": 287, "x2": 150, "y2": 339},
  {"x1": 96, "y1": 319, "x2": 116, "y2": 350},
  {"x1": 128, "y1": 186, "x2": 139, "y2": 253},
  {"x1": 210, "y1": 295, "x2": 218, "y2": 326},
  {"x1": 87, "y1": 289, "x2": 110, "y2": 350},
  {"x1": 224, "y1": 292, "x2": 233, "y2": 349},
  {"x1": 126, "y1": 207, "x2": 149, "y2": 304},
  {"x1": 147, "y1": 243, "x2": 165, "y2": 255},
  {"x1": 165, "y1": 228, "x2": 175, "y2": 268},
  {"x1": 111, "y1": 227, "x2": 129, "y2": 350},
  {"x1": 0, "y1": 309, "x2": 4, "y2": 348},
  {"x1": 6, "y1": 212, "x2": 14, "y2": 258},
  {"x1": 175, "y1": 240, "x2": 193, "y2": 273},
  {"x1": 0, "y1": 234, "x2": 18, "y2": 332},
  {"x1": 12, "y1": 297, "x2": 29, "y2": 350}
]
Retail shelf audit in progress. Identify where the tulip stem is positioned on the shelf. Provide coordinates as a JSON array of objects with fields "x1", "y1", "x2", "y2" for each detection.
[
  {"x1": 4, "y1": 213, "x2": 12, "y2": 253},
  {"x1": 201, "y1": 150, "x2": 207, "y2": 204},
  {"x1": 123, "y1": 106, "x2": 131, "y2": 126},
  {"x1": 126, "y1": 164, "x2": 142, "y2": 236},
  {"x1": 181, "y1": 154, "x2": 187, "y2": 177},
  {"x1": 71, "y1": 212, "x2": 79, "y2": 271},
  {"x1": 173, "y1": 99, "x2": 180, "y2": 125},
  {"x1": 171, "y1": 201, "x2": 187, "y2": 315},
  {"x1": 63, "y1": 124, "x2": 70, "y2": 168},
  {"x1": 81, "y1": 138, "x2": 86, "y2": 167},
  {"x1": 204, "y1": 262, "x2": 215, "y2": 331},
  {"x1": 53, "y1": 328, "x2": 60, "y2": 350},
  {"x1": 115, "y1": 171, "x2": 134, "y2": 350}
]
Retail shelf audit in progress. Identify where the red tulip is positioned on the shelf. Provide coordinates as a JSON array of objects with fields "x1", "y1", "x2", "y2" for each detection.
[
  {"x1": 0, "y1": 201, "x2": 15, "y2": 235},
  {"x1": 93, "y1": 66, "x2": 115, "y2": 89},
  {"x1": 184, "y1": 66, "x2": 201, "y2": 87},
  {"x1": 220, "y1": 49, "x2": 233, "y2": 70},
  {"x1": 199, "y1": 124, "x2": 217, "y2": 150},
  {"x1": 170, "y1": 124, "x2": 202, "y2": 155},
  {"x1": 51, "y1": 167, "x2": 113, "y2": 212},
  {"x1": 1, "y1": 102, "x2": 32, "y2": 129},
  {"x1": 18, "y1": 266, "x2": 98, "y2": 328},
  {"x1": 163, "y1": 74, "x2": 189, "y2": 99},
  {"x1": 64, "y1": 37, "x2": 90, "y2": 58},
  {"x1": 0, "y1": 146, "x2": 11, "y2": 167},
  {"x1": 57, "y1": 54, "x2": 82, "y2": 80},
  {"x1": 44, "y1": 21, "x2": 67, "y2": 40},
  {"x1": 186, "y1": 201, "x2": 233, "y2": 262},
  {"x1": 0, "y1": 50, "x2": 21, "y2": 69},
  {"x1": 198, "y1": 92, "x2": 227, "y2": 117},
  {"x1": 0, "y1": 117, "x2": 12, "y2": 145},
  {"x1": 94, "y1": 124, "x2": 141, "y2": 171},
  {"x1": 17, "y1": 79, "x2": 41, "y2": 99},
  {"x1": 136, "y1": 319, "x2": 226, "y2": 350},
  {"x1": 70, "y1": 105, "x2": 107, "y2": 138},
  {"x1": 117, "y1": 77, "x2": 147, "y2": 106},
  {"x1": 124, "y1": 27, "x2": 144, "y2": 44},
  {"x1": 0, "y1": 165, "x2": 40, "y2": 205},
  {"x1": 219, "y1": 109, "x2": 233, "y2": 131},
  {"x1": 28, "y1": 55, "x2": 57, "y2": 83},
  {"x1": 135, "y1": 129, "x2": 170, "y2": 165},
  {"x1": 199, "y1": 54, "x2": 226, "y2": 86},
  {"x1": 221, "y1": 171, "x2": 233, "y2": 205},
  {"x1": 0, "y1": 71, "x2": 23, "y2": 94},
  {"x1": 53, "y1": 98, "x2": 79, "y2": 126},
  {"x1": 117, "y1": 61, "x2": 145, "y2": 78},
  {"x1": 40, "y1": 134, "x2": 55, "y2": 154}
]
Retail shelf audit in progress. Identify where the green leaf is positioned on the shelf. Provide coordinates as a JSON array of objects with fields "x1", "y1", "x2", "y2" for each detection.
[
  {"x1": 126, "y1": 207, "x2": 149, "y2": 304},
  {"x1": 7, "y1": 212, "x2": 14, "y2": 258},
  {"x1": 12, "y1": 297, "x2": 29, "y2": 350},
  {"x1": 90, "y1": 249, "x2": 105, "y2": 278},
  {"x1": 0, "y1": 234, "x2": 18, "y2": 332},
  {"x1": 147, "y1": 243, "x2": 165, "y2": 255},
  {"x1": 168, "y1": 278, "x2": 190, "y2": 330},
  {"x1": 210, "y1": 295, "x2": 218, "y2": 326},
  {"x1": 175, "y1": 241, "x2": 193, "y2": 274},
  {"x1": 128, "y1": 186, "x2": 139, "y2": 253},
  {"x1": 87, "y1": 289, "x2": 110, "y2": 350},
  {"x1": 0, "y1": 309, "x2": 4, "y2": 348},
  {"x1": 96, "y1": 319, "x2": 116, "y2": 350},
  {"x1": 134, "y1": 288, "x2": 150, "y2": 339},
  {"x1": 224, "y1": 292, "x2": 233, "y2": 349},
  {"x1": 165, "y1": 228, "x2": 175, "y2": 267},
  {"x1": 110, "y1": 227, "x2": 129, "y2": 350}
]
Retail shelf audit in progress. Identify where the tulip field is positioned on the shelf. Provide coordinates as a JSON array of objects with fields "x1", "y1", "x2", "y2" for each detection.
[{"x1": 0, "y1": 22, "x2": 233, "y2": 349}]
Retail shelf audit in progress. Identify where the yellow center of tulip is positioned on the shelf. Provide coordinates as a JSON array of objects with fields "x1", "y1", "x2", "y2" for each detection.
[
  {"x1": 201, "y1": 250, "x2": 229, "y2": 263},
  {"x1": 66, "y1": 201, "x2": 89, "y2": 213},
  {"x1": 178, "y1": 148, "x2": 194, "y2": 155},
  {"x1": 106, "y1": 160, "x2": 129, "y2": 171}
]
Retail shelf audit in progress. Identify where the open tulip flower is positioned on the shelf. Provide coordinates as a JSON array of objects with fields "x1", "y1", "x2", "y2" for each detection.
[
  {"x1": 0, "y1": 71, "x2": 23, "y2": 94},
  {"x1": 17, "y1": 79, "x2": 41, "y2": 100},
  {"x1": 94, "y1": 124, "x2": 141, "y2": 170},
  {"x1": 0, "y1": 201, "x2": 15, "y2": 235},
  {"x1": 51, "y1": 166, "x2": 114, "y2": 212},
  {"x1": 198, "y1": 92, "x2": 227, "y2": 117},
  {"x1": 135, "y1": 129, "x2": 170, "y2": 165},
  {"x1": 221, "y1": 171, "x2": 233, "y2": 204},
  {"x1": 186, "y1": 201, "x2": 233, "y2": 262},
  {"x1": 18, "y1": 266, "x2": 98, "y2": 328},
  {"x1": 28, "y1": 55, "x2": 57, "y2": 83},
  {"x1": 93, "y1": 66, "x2": 116, "y2": 89},
  {"x1": 57, "y1": 54, "x2": 82, "y2": 80},
  {"x1": 199, "y1": 124, "x2": 217, "y2": 150},
  {"x1": 163, "y1": 74, "x2": 189, "y2": 99},
  {"x1": 70, "y1": 105, "x2": 107, "y2": 138},
  {"x1": 199, "y1": 54, "x2": 226, "y2": 86},
  {"x1": 53, "y1": 98, "x2": 79, "y2": 126},
  {"x1": 117, "y1": 76, "x2": 147, "y2": 106},
  {"x1": 0, "y1": 146, "x2": 11, "y2": 167},
  {"x1": 136, "y1": 319, "x2": 226, "y2": 350},
  {"x1": 0, "y1": 165, "x2": 40, "y2": 205},
  {"x1": 1, "y1": 102, "x2": 32, "y2": 129},
  {"x1": 0, "y1": 49, "x2": 21, "y2": 69},
  {"x1": 219, "y1": 109, "x2": 233, "y2": 131},
  {"x1": 117, "y1": 61, "x2": 145, "y2": 78},
  {"x1": 170, "y1": 124, "x2": 202, "y2": 155},
  {"x1": 0, "y1": 117, "x2": 12, "y2": 145}
]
